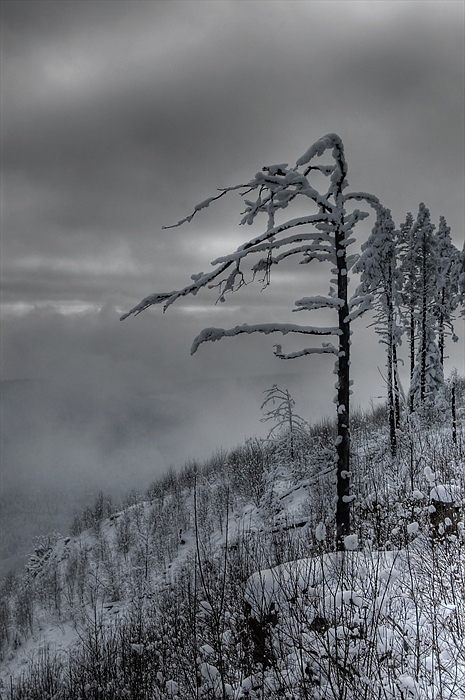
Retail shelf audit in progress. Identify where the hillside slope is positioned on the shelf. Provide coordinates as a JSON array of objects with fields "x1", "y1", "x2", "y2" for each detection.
[{"x1": 1, "y1": 409, "x2": 464, "y2": 699}]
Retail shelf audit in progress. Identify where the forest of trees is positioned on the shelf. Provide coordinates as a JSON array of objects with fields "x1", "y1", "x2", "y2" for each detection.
[{"x1": 122, "y1": 134, "x2": 464, "y2": 550}]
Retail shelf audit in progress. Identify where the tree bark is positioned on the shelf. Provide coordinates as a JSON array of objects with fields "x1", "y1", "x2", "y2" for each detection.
[
  {"x1": 335, "y1": 224, "x2": 351, "y2": 551},
  {"x1": 409, "y1": 308, "x2": 415, "y2": 413},
  {"x1": 420, "y1": 238, "x2": 428, "y2": 405},
  {"x1": 438, "y1": 286, "x2": 445, "y2": 366},
  {"x1": 386, "y1": 273, "x2": 397, "y2": 455},
  {"x1": 388, "y1": 339, "x2": 397, "y2": 456},
  {"x1": 392, "y1": 343, "x2": 401, "y2": 428}
]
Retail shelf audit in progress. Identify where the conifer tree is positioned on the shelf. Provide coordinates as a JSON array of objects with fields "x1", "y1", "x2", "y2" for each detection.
[
  {"x1": 354, "y1": 207, "x2": 402, "y2": 453},
  {"x1": 403, "y1": 204, "x2": 443, "y2": 409},
  {"x1": 410, "y1": 325, "x2": 445, "y2": 414},
  {"x1": 121, "y1": 134, "x2": 379, "y2": 549},
  {"x1": 459, "y1": 243, "x2": 465, "y2": 315},
  {"x1": 434, "y1": 216, "x2": 460, "y2": 365},
  {"x1": 398, "y1": 212, "x2": 416, "y2": 405}
]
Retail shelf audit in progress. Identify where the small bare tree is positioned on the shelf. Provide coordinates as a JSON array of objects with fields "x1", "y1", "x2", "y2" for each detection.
[
  {"x1": 261, "y1": 385, "x2": 308, "y2": 462},
  {"x1": 122, "y1": 134, "x2": 379, "y2": 549}
]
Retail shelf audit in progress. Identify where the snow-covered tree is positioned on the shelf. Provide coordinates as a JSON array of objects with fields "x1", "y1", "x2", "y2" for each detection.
[
  {"x1": 354, "y1": 207, "x2": 402, "y2": 454},
  {"x1": 457, "y1": 242, "x2": 465, "y2": 317},
  {"x1": 434, "y1": 216, "x2": 460, "y2": 365},
  {"x1": 398, "y1": 212, "x2": 416, "y2": 398},
  {"x1": 400, "y1": 204, "x2": 444, "y2": 409},
  {"x1": 121, "y1": 133, "x2": 379, "y2": 549},
  {"x1": 261, "y1": 385, "x2": 308, "y2": 461},
  {"x1": 409, "y1": 325, "x2": 446, "y2": 415},
  {"x1": 447, "y1": 368, "x2": 459, "y2": 444}
]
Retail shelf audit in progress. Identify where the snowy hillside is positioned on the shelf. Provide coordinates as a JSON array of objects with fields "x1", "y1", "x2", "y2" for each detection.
[{"x1": 0, "y1": 402, "x2": 464, "y2": 699}]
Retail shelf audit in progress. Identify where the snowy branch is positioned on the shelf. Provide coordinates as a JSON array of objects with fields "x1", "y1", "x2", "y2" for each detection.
[
  {"x1": 293, "y1": 295, "x2": 345, "y2": 312},
  {"x1": 162, "y1": 185, "x2": 246, "y2": 229},
  {"x1": 235, "y1": 214, "x2": 333, "y2": 253},
  {"x1": 296, "y1": 133, "x2": 345, "y2": 170},
  {"x1": 273, "y1": 343, "x2": 339, "y2": 359},
  {"x1": 211, "y1": 228, "x2": 333, "y2": 267},
  {"x1": 190, "y1": 323, "x2": 341, "y2": 354},
  {"x1": 120, "y1": 291, "x2": 180, "y2": 319},
  {"x1": 120, "y1": 261, "x2": 234, "y2": 319},
  {"x1": 343, "y1": 191, "x2": 380, "y2": 210},
  {"x1": 345, "y1": 293, "x2": 374, "y2": 322}
]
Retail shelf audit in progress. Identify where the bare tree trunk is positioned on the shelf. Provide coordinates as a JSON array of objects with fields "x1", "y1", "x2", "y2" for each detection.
[
  {"x1": 451, "y1": 383, "x2": 457, "y2": 445},
  {"x1": 287, "y1": 392, "x2": 295, "y2": 461},
  {"x1": 335, "y1": 224, "x2": 351, "y2": 551},
  {"x1": 386, "y1": 275, "x2": 397, "y2": 455},
  {"x1": 392, "y1": 343, "x2": 401, "y2": 428},
  {"x1": 409, "y1": 308, "x2": 415, "y2": 413},
  {"x1": 388, "y1": 340, "x2": 397, "y2": 456},
  {"x1": 438, "y1": 288, "x2": 445, "y2": 366},
  {"x1": 420, "y1": 254, "x2": 428, "y2": 405}
]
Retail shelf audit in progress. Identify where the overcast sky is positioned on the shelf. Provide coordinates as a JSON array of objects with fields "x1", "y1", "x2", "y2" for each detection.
[{"x1": 1, "y1": 0, "x2": 464, "y2": 498}]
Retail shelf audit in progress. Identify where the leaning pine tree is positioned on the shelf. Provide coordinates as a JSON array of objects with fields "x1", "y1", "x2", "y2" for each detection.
[{"x1": 121, "y1": 134, "x2": 378, "y2": 550}]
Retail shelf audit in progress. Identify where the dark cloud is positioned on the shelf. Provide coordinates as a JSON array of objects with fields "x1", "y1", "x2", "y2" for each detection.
[{"x1": 1, "y1": 1, "x2": 464, "y2": 520}]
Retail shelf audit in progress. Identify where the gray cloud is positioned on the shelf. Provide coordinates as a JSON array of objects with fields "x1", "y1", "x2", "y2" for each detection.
[{"x1": 1, "y1": 1, "x2": 464, "y2": 518}]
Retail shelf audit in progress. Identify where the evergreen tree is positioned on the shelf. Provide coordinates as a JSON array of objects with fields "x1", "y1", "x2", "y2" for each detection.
[
  {"x1": 434, "y1": 216, "x2": 460, "y2": 365},
  {"x1": 404, "y1": 204, "x2": 443, "y2": 409},
  {"x1": 398, "y1": 212, "x2": 416, "y2": 404},
  {"x1": 457, "y1": 242, "x2": 465, "y2": 317},
  {"x1": 354, "y1": 207, "x2": 402, "y2": 454},
  {"x1": 410, "y1": 324, "x2": 446, "y2": 414}
]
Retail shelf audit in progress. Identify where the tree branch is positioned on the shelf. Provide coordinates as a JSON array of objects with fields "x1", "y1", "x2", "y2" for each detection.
[
  {"x1": 190, "y1": 323, "x2": 340, "y2": 354},
  {"x1": 273, "y1": 343, "x2": 338, "y2": 359}
]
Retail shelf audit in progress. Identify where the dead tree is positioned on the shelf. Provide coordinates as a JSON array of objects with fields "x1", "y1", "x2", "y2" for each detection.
[{"x1": 122, "y1": 134, "x2": 379, "y2": 550}]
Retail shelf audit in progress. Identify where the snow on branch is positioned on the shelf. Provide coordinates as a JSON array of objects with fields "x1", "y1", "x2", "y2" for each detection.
[
  {"x1": 164, "y1": 134, "x2": 351, "y2": 238},
  {"x1": 342, "y1": 209, "x2": 370, "y2": 232},
  {"x1": 120, "y1": 262, "x2": 233, "y2": 319},
  {"x1": 120, "y1": 291, "x2": 179, "y2": 319},
  {"x1": 295, "y1": 133, "x2": 347, "y2": 200},
  {"x1": 121, "y1": 133, "x2": 377, "y2": 332},
  {"x1": 344, "y1": 293, "x2": 374, "y2": 322},
  {"x1": 211, "y1": 230, "x2": 332, "y2": 267},
  {"x1": 349, "y1": 292, "x2": 374, "y2": 311},
  {"x1": 190, "y1": 323, "x2": 341, "y2": 354},
  {"x1": 293, "y1": 295, "x2": 345, "y2": 312},
  {"x1": 235, "y1": 214, "x2": 333, "y2": 250},
  {"x1": 251, "y1": 248, "x2": 335, "y2": 278},
  {"x1": 162, "y1": 186, "x2": 245, "y2": 229},
  {"x1": 284, "y1": 249, "x2": 334, "y2": 265},
  {"x1": 296, "y1": 133, "x2": 345, "y2": 168},
  {"x1": 343, "y1": 192, "x2": 380, "y2": 210},
  {"x1": 273, "y1": 342, "x2": 338, "y2": 359}
]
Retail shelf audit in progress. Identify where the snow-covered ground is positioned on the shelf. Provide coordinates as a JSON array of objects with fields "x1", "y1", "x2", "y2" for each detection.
[{"x1": 1, "y1": 417, "x2": 464, "y2": 699}]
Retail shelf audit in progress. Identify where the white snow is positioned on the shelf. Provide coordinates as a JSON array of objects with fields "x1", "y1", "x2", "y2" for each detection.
[
  {"x1": 430, "y1": 483, "x2": 461, "y2": 503},
  {"x1": 343, "y1": 534, "x2": 359, "y2": 550}
]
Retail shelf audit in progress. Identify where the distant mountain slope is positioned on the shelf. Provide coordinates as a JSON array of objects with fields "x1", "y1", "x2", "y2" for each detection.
[{"x1": 0, "y1": 371, "x2": 315, "y2": 573}]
